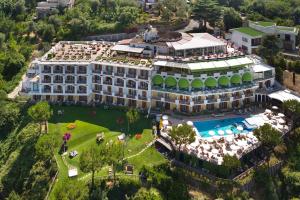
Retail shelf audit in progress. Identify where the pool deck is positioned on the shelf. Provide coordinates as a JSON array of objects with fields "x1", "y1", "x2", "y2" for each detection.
[{"x1": 167, "y1": 108, "x2": 266, "y2": 125}]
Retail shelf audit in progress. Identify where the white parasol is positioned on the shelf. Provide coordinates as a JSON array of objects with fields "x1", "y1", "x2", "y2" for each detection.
[
  {"x1": 208, "y1": 130, "x2": 216, "y2": 136},
  {"x1": 278, "y1": 113, "x2": 285, "y2": 117},
  {"x1": 203, "y1": 144, "x2": 211, "y2": 150},
  {"x1": 265, "y1": 109, "x2": 272, "y2": 113},
  {"x1": 230, "y1": 145, "x2": 239, "y2": 150},
  {"x1": 211, "y1": 149, "x2": 219, "y2": 154},
  {"x1": 218, "y1": 130, "x2": 225, "y2": 135},
  {"x1": 278, "y1": 118, "x2": 285, "y2": 124},
  {"x1": 177, "y1": 123, "x2": 183, "y2": 127},
  {"x1": 162, "y1": 115, "x2": 168, "y2": 120},
  {"x1": 187, "y1": 121, "x2": 194, "y2": 126},
  {"x1": 237, "y1": 126, "x2": 243, "y2": 131},
  {"x1": 162, "y1": 120, "x2": 169, "y2": 126},
  {"x1": 226, "y1": 129, "x2": 233, "y2": 135},
  {"x1": 272, "y1": 106, "x2": 279, "y2": 110}
]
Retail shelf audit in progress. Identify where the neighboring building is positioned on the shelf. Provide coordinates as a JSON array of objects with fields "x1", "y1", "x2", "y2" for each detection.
[
  {"x1": 138, "y1": 0, "x2": 158, "y2": 12},
  {"x1": 36, "y1": 0, "x2": 75, "y2": 18},
  {"x1": 283, "y1": 70, "x2": 300, "y2": 94},
  {"x1": 22, "y1": 26, "x2": 275, "y2": 113},
  {"x1": 229, "y1": 21, "x2": 299, "y2": 54}
]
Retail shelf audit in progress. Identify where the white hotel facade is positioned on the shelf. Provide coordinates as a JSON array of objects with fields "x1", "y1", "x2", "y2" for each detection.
[{"x1": 23, "y1": 27, "x2": 275, "y2": 113}]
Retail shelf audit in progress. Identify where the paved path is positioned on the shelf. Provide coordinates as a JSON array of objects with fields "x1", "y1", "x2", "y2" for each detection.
[
  {"x1": 7, "y1": 74, "x2": 26, "y2": 99},
  {"x1": 177, "y1": 19, "x2": 199, "y2": 33}
]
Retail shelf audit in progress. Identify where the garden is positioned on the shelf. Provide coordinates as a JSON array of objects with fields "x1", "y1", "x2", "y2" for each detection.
[{"x1": 47, "y1": 105, "x2": 167, "y2": 199}]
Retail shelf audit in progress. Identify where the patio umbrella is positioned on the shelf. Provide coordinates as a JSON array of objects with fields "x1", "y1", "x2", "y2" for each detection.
[
  {"x1": 230, "y1": 145, "x2": 239, "y2": 150},
  {"x1": 237, "y1": 126, "x2": 243, "y2": 131},
  {"x1": 278, "y1": 113, "x2": 285, "y2": 117},
  {"x1": 162, "y1": 115, "x2": 168, "y2": 120},
  {"x1": 177, "y1": 123, "x2": 183, "y2": 127},
  {"x1": 272, "y1": 106, "x2": 279, "y2": 110},
  {"x1": 206, "y1": 137, "x2": 214, "y2": 143},
  {"x1": 278, "y1": 118, "x2": 285, "y2": 124},
  {"x1": 226, "y1": 129, "x2": 233, "y2": 135},
  {"x1": 225, "y1": 136, "x2": 234, "y2": 142},
  {"x1": 208, "y1": 130, "x2": 216, "y2": 136},
  {"x1": 227, "y1": 151, "x2": 235, "y2": 156},
  {"x1": 218, "y1": 130, "x2": 225, "y2": 135},
  {"x1": 203, "y1": 144, "x2": 211, "y2": 150},
  {"x1": 265, "y1": 109, "x2": 272, "y2": 113},
  {"x1": 162, "y1": 120, "x2": 169, "y2": 126},
  {"x1": 187, "y1": 121, "x2": 193, "y2": 126},
  {"x1": 211, "y1": 149, "x2": 219, "y2": 154}
]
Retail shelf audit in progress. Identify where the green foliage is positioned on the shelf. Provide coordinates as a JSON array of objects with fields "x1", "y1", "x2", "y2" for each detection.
[
  {"x1": 169, "y1": 123, "x2": 196, "y2": 150},
  {"x1": 223, "y1": 7, "x2": 242, "y2": 30},
  {"x1": 192, "y1": 0, "x2": 222, "y2": 28},
  {"x1": 222, "y1": 155, "x2": 241, "y2": 172},
  {"x1": 28, "y1": 101, "x2": 52, "y2": 133},
  {"x1": 258, "y1": 35, "x2": 280, "y2": 61},
  {"x1": 35, "y1": 130, "x2": 60, "y2": 160},
  {"x1": 126, "y1": 108, "x2": 140, "y2": 131},
  {"x1": 157, "y1": 0, "x2": 188, "y2": 21},
  {"x1": 253, "y1": 123, "x2": 282, "y2": 148},
  {"x1": 132, "y1": 188, "x2": 163, "y2": 200},
  {"x1": 5, "y1": 191, "x2": 21, "y2": 200},
  {"x1": 0, "y1": 102, "x2": 20, "y2": 131},
  {"x1": 53, "y1": 179, "x2": 89, "y2": 200}
]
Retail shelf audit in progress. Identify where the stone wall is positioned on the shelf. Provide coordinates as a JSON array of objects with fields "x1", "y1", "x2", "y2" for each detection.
[{"x1": 283, "y1": 70, "x2": 300, "y2": 93}]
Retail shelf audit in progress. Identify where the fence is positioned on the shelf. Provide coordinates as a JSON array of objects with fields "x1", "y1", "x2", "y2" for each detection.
[{"x1": 86, "y1": 33, "x2": 137, "y2": 42}]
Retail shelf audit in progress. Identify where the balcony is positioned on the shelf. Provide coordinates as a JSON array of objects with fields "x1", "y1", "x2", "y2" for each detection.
[
  {"x1": 193, "y1": 99, "x2": 205, "y2": 104},
  {"x1": 103, "y1": 71, "x2": 113, "y2": 75},
  {"x1": 103, "y1": 80, "x2": 112, "y2": 85},
  {"x1": 206, "y1": 98, "x2": 217, "y2": 103},
  {"x1": 42, "y1": 79, "x2": 51, "y2": 83},
  {"x1": 92, "y1": 69, "x2": 102, "y2": 73},
  {"x1": 103, "y1": 91, "x2": 112, "y2": 95},
  {"x1": 92, "y1": 79, "x2": 101, "y2": 84},
  {"x1": 127, "y1": 84, "x2": 136, "y2": 89},
  {"x1": 127, "y1": 94, "x2": 136, "y2": 99},
  {"x1": 244, "y1": 93, "x2": 254, "y2": 98},
  {"x1": 138, "y1": 75, "x2": 148, "y2": 80},
  {"x1": 115, "y1": 72, "x2": 125, "y2": 77},
  {"x1": 77, "y1": 80, "x2": 87, "y2": 84},
  {"x1": 53, "y1": 79, "x2": 63, "y2": 83},
  {"x1": 93, "y1": 89, "x2": 101, "y2": 93},
  {"x1": 115, "y1": 82, "x2": 124, "y2": 87},
  {"x1": 42, "y1": 69, "x2": 51, "y2": 73},
  {"x1": 220, "y1": 96, "x2": 231, "y2": 102},
  {"x1": 77, "y1": 90, "x2": 87, "y2": 94},
  {"x1": 42, "y1": 89, "x2": 51, "y2": 93},
  {"x1": 65, "y1": 69, "x2": 75, "y2": 74},
  {"x1": 65, "y1": 90, "x2": 75, "y2": 94},
  {"x1": 138, "y1": 85, "x2": 148, "y2": 90},
  {"x1": 138, "y1": 95, "x2": 147, "y2": 100},
  {"x1": 179, "y1": 100, "x2": 190, "y2": 105},
  {"x1": 115, "y1": 93, "x2": 124, "y2": 97},
  {"x1": 53, "y1": 69, "x2": 63, "y2": 74},
  {"x1": 127, "y1": 73, "x2": 136, "y2": 78},
  {"x1": 65, "y1": 79, "x2": 75, "y2": 84},
  {"x1": 54, "y1": 89, "x2": 63, "y2": 93},
  {"x1": 77, "y1": 70, "x2": 87, "y2": 74}
]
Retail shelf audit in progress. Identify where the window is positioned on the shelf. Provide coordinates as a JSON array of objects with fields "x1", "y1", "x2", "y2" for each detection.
[
  {"x1": 242, "y1": 37, "x2": 248, "y2": 42},
  {"x1": 285, "y1": 34, "x2": 291, "y2": 41}
]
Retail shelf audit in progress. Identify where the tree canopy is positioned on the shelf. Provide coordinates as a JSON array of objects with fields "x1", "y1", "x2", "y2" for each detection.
[{"x1": 169, "y1": 123, "x2": 196, "y2": 150}]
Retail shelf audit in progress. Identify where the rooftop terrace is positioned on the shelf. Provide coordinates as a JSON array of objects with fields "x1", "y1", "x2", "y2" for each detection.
[{"x1": 233, "y1": 27, "x2": 264, "y2": 37}]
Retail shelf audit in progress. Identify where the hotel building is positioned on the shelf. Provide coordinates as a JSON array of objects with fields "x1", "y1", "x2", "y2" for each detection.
[{"x1": 23, "y1": 27, "x2": 275, "y2": 113}]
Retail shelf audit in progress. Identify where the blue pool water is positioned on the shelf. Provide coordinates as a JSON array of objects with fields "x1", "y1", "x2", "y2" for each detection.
[{"x1": 194, "y1": 117, "x2": 251, "y2": 138}]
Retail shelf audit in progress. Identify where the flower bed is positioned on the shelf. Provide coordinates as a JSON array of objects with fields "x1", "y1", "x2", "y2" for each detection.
[{"x1": 67, "y1": 123, "x2": 76, "y2": 130}]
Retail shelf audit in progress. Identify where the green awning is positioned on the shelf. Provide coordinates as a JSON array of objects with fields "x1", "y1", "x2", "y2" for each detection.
[
  {"x1": 191, "y1": 79, "x2": 203, "y2": 89},
  {"x1": 178, "y1": 78, "x2": 189, "y2": 89},
  {"x1": 218, "y1": 76, "x2": 229, "y2": 86},
  {"x1": 231, "y1": 74, "x2": 241, "y2": 84},
  {"x1": 152, "y1": 75, "x2": 163, "y2": 85},
  {"x1": 242, "y1": 72, "x2": 252, "y2": 82},
  {"x1": 205, "y1": 77, "x2": 217, "y2": 88},
  {"x1": 165, "y1": 76, "x2": 177, "y2": 87}
]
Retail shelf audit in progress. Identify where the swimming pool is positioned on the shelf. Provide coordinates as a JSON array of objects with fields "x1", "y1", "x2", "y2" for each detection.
[{"x1": 193, "y1": 117, "x2": 251, "y2": 138}]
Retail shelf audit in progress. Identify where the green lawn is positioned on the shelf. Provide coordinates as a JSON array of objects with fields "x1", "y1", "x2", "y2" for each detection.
[
  {"x1": 48, "y1": 105, "x2": 167, "y2": 199},
  {"x1": 234, "y1": 27, "x2": 264, "y2": 37}
]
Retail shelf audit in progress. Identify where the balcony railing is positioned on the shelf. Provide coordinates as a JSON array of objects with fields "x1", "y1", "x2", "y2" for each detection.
[
  {"x1": 206, "y1": 98, "x2": 217, "y2": 103},
  {"x1": 115, "y1": 82, "x2": 124, "y2": 87},
  {"x1": 103, "y1": 81, "x2": 112, "y2": 85},
  {"x1": 65, "y1": 70, "x2": 75, "y2": 74},
  {"x1": 77, "y1": 80, "x2": 87, "y2": 84},
  {"x1": 93, "y1": 79, "x2": 101, "y2": 84},
  {"x1": 77, "y1": 90, "x2": 87, "y2": 94},
  {"x1": 65, "y1": 79, "x2": 75, "y2": 83},
  {"x1": 103, "y1": 71, "x2": 113, "y2": 75},
  {"x1": 193, "y1": 99, "x2": 205, "y2": 104},
  {"x1": 103, "y1": 91, "x2": 112, "y2": 95},
  {"x1": 127, "y1": 84, "x2": 136, "y2": 89},
  {"x1": 179, "y1": 100, "x2": 190, "y2": 105},
  {"x1": 115, "y1": 72, "x2": 125, "y2": 77},
  {"x1": 54, "y1": 89, "x2": 63, "y2": 93},
  {"x1": 127, "y1": 94, "x2": 136, "y2": 99},
  {"x1": 115, "y1": 93, "x2": 123, "y2": 97},
  {"x1": 42, "y1": 69, "x2": 51, "y2": 73},
  {"x1": 42, "y1": 79, "x2": 51, "y2": 83},
  {"x1": 65, "y1": 90, "x2": 75, "y2": 94},
  {"x1": 220, "y1": 97, "x2": 231, "y2": 101},
  {"x1": 138, "y1": 95, "x2": 147, "y2": 100},
  {"x1": 92, "y1": 69, "x2": 102, "y2": 73},
  {"x1": 138, "y1": 75, "x2": 148, "y2": 80},
  {"x1": 93, "y1": 89, "x2": 101, "y2": 93},
  {"x1": 42, "y1": 89, "x2": 51, "y2": 93},
  {"x1": 77, "y1": 70, "x2": 87, "y2": 74},
  {"x1": 53, "y1": 79, "x2": 63, "y2": 83},
  {"x1": 53, "y1": 69, "x2": 63, "y2": 73},
  {"x1": 139, "y1": 85, "x2": 148, "y2": 90},
  {"x1": 127, "y1": 73, "x2": 136, "y2": 78}
]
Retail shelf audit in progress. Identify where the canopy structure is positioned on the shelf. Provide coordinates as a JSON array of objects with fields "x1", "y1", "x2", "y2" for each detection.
[
  {"x1": 268, "y1": 89, "x2": 300, "y2": 103},
  {"x1": 231, "y1": 74, "x2": 241, "y2": 85},
  {"x1": 178, "y1": 78, "x2": 189, "y2": 89},
  {"x1": 165, "y1": 76, "x2": 177, "y2": 87},
  {"x1": 242, "y1": 72, "x2": 252, "y2": 82},
  {"x1": 191, "y1": 79, "x2": 203, "y2": 89},
  {"x1": 152, "y1": 75, "x2": 163, "y2": 85},
  {"x1": 218, "y1": 76, "x2": 229, "y2": 86},
  {"x1": 205, "y1": 77, "x2": 217, "y2": 88}
]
